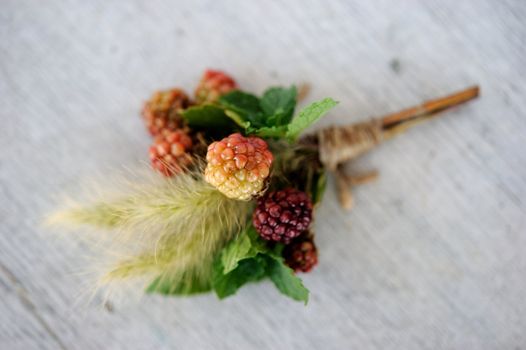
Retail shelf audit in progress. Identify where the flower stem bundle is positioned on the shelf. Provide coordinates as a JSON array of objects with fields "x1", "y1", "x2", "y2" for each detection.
[{"x1": 50, "y1": 69, "x2": 479, "y2": 303}]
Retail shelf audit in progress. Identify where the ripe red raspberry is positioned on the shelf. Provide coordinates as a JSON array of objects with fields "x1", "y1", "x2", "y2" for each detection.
[
  {"x1": 195, "y1": 69, "x2": 237, "y2": 104},
  {"x1": 283, "y1": 234, "x2": 318, "y2": 273},
  {"x1": 253, "y1": 188, "x2": 313, "y2": 244},
  {"x1": 149, "y1": 129, "x2": 193, "y2": 176},
  {"x1": 204, "y1": 133, "x2": 273, "y2": 200},
  {"x1": 142, "y1": 88, "x2": 190, "y2": 136}
]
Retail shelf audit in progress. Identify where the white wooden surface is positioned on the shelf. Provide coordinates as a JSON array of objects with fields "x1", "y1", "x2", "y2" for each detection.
[{"x1": 1, "y1": 1, "x2": 525, "y2": 349}]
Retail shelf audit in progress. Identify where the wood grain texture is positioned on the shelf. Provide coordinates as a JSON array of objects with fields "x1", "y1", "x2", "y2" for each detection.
[{"x1": 1, "y1": 0, "x2": 525, "y2": 349}]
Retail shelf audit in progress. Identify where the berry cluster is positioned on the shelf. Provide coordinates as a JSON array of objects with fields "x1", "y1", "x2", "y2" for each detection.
[
  {"x1": 143, "y1": 70, "x2": 318, "y2": 274},
  {"x1": 204, "y1": 133, "x2": 273, "y2": 200},
  {"x1": 252, "y1": 188, "x2": 318, "y2": 272},
  {"x1": 142, "y1": 70, "x2": 236, "y2": 176}
]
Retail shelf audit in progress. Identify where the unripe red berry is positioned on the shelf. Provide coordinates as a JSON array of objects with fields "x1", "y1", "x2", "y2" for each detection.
[
  {"x1": 149, "y1": 129, "x2": 193, "y2": 176},
  {"x1": 195, "y1": 69, "x2": 237, "y2": 104},
  {"x1": 142, "y1": 88, "x2": 190, "y2": 136}
]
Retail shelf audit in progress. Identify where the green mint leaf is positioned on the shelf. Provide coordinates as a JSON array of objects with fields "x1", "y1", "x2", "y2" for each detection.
[
  {"x1": 260, "y1": 86, "x2": 297, "y2": 126},
  {"x1": 265, "y1": 256, "x2": 309, "y2": 304},
  {"x1": 146, "y1": 272, "x2": 211, "y2": 295},
  {"x1": 219, "y1": 91, "x2": 264, "y2": 127},
  {"x1": 220, "y1": 226, "x2": 283, "y2": 275},
  {"x1": 221, "y1": 231, "x2": 256, "y2": 274},
  {"x1": 214, "y1": 226, "x2": 296, "y2": 301},
  {"x1": 220, "y1": 91, "x2": 261, "y2": 113},
  {"x1": 286, "y1": 98, "x2": 338, "y2": 141},
  {"x1": 223, "y1": 110, "x2": 251, "y2": 129},
  {"x1": 181, "y1": 105, "x2": 239, "y2": 129},
  {"x1": 212, "y1": 256, "x2": 267, "y2": 299},
  {"x1": 252, "y1": 125, "x2": 288, "y2": 138}
]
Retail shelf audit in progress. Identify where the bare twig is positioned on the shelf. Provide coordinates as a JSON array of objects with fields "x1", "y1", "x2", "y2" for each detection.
[
  {"x1": 335, "y1": 166, "x2": 353, "y2": 210},
  {"x1": 344, "y1": 170, "x2": 379, "y2": 186},
  {"x1": 335, "y1": 168, "x2": 379, "y2": 210},
  {"x1": 381, "y1": 86, "x2": 479, "y2": 128},
  {"x1": 317, "y1": 85, "x2": 480, "y2": 209},
  {"x1": 297, "y1": 83, "x2": 311, "y2": 103},
  {"x1": 316, "y1": 86, "x2": 480, "y2": 170}
]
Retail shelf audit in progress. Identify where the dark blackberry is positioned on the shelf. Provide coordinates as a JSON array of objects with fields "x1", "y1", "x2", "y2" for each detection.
[
  {"x1": 253, "y1": 188, "x2": 312, "y2": 244},
  {"x1": 284, "y1": 234, "x2": 318, "y2": 273}
]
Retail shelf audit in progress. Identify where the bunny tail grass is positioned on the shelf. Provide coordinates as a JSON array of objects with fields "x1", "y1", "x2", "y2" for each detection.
[{"x1": 48, "y1": 167, "x2": 252, "y2": 292}]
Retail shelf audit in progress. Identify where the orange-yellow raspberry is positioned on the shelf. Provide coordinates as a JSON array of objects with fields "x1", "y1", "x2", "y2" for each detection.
[
  {"x1": 204, "y1": 133, "x2": 273, "y2": 200},
  {"x1": 195, "y1": 69, "x2": 237, "y2": 104},
  {"x1": 142, "y1": 88, "x2": 190, "y2": 136},
  {"x1": 149, "y1": 129, "x2": 193, "y2": 176}
]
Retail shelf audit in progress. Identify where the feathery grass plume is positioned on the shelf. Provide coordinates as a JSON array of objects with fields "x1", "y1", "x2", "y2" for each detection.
[{"x1": 48, "y1": 165, "x2": 253, "y2": 293}]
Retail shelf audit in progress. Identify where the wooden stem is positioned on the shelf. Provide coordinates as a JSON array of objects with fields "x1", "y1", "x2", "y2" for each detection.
[
  {"x1": 381, "y1": 86, "x2": 479, "y2": 129},
  {"x1": 297, "y1": 83, "x2": 311, "y2": 103},
  {"x1": 344, "y1": 170, "x2": 379, "y2": 186},
  {"x1": 335, "y1": 168, "x2": 378, "y2": 210},
  {"x1": 335, "y1": 167, "x2": 353, "y2": 210}
]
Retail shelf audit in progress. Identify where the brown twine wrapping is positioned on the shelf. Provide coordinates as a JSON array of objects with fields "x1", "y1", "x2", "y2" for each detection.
[
  {"x1": 314, "y1": 85, "x2": 480, "y2": 210},
  {"x1": 318, "y1": 119, "x2": 383, "y2": 171}
]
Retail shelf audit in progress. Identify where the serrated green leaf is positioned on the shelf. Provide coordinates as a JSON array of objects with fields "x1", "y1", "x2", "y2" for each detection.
[
  {"x1": 213, "y1": 225, "x2": 306, "y2": 302},
  {"x1": 252, "y1": 125, "x2": 288, "y2": 138},
  {"x1": 265, "y1": 256, "x2": 309, "y2": 304},
  {"x1": 286, "y1": 98, "x2": 338, "y2": 141},
  {"x1": 181, "y1": 105, "x2": 238, "y2": 129},
  {"x1": 220, "y1": 91, "x2": 261, "y2": 113},
  {"x1": 221, "y1": 231, "x2": 256, "y2": 274},
  {"x1": 219, "y1": 91, "x2": 264, "y2": 126},
  {"x1": 146, "y1": 273, "x2": 211, "y2": 295},
  {"x1": 260, "y1": 86, "x2": 297, "y2": 126},
  {"x1": 212, "y1": 255, "x2": 267, "y2": 299},
  {"x1": 223, "y1": 110, "x2": 251, "y2": 129},
  {"x1": 220, "y1": 226, "x2": 273, "y2": 275}
]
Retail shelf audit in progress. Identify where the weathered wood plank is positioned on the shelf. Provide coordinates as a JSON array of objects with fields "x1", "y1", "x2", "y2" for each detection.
[
  {"x1": 0, "y1": 264, "x2": 66, "y2": 350},
  {"x1": 1, "y1": 0, "x2": 525, "y2": 349}
]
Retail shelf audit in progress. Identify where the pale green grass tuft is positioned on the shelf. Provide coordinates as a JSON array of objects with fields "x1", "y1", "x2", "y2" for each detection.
[{"x1": 48, "y1": 167, "x2": 252, "y2": 294}]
